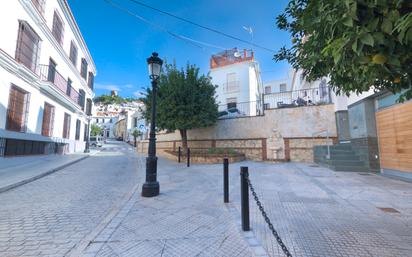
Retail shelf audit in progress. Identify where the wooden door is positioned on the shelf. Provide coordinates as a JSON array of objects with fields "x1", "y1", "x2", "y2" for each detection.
[
  {"x1": 6, "y1": 86, "x2": 27, "y2": 132},
  {"x1": 376, "y1": 101, "x2": 412, "y2": 173}
]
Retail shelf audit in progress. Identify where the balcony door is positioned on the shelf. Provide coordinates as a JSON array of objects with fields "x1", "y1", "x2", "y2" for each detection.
[{"x1": 47, "y1": 58, "x2": 57, "y2": 83}]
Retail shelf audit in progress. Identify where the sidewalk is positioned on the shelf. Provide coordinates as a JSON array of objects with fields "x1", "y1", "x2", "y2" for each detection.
[
  {"x1": 80, "y1": 155, "x2": 255, "y2": 257},
  {"x1": 0, "y1": 150, "x2": 96, "y2": 193}
]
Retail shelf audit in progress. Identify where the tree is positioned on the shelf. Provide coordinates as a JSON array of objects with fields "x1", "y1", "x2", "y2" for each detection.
[
  {"x1": 142, "y1": 63, "x2": 218, "y2": 152},
  {"x1": 94, "y1": 95, "x2": 139, "y2": 105},
  {"x1": 131, "y1": 128, "x2": 142, "y2": 147},
  {"x1": 275, "y1": 0, "x2": 412, "y2": 101},
  {"x1": 90, "y1": 124, "x2": 103, "y2": 136}
]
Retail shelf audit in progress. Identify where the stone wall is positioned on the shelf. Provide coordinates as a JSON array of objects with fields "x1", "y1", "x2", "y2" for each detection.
[
  {"x1": 137, "y1": 138, "x2": 266, "y2": 161},
  {"x1": 138, "y1": 105, "x2": 337, "y2": 162},
  {"x1": 286, "y1": 137, "x2": 336, "y2": 162}
]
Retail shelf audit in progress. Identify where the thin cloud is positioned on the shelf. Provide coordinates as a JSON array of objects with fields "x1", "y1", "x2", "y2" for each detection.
[
  {"x1": 133, "y1": 91, "x2": 145, "y2": 98},
  {"x1": 94, "y1": 83, "x2": 121, "y2": 91},
  {"x1": 124, "y1": 84, "x2": 134, "y2": 89}
]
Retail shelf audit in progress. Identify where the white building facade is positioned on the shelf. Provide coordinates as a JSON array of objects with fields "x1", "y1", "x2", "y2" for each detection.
[
  {"x1": 0, "y1": 0, "x2": 96, "y2": 156},
  {"x1": 209, "y1": 49, "x2": 263, "y2": 117}
]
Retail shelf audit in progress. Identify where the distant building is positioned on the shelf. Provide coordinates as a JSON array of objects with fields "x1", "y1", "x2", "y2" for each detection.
[
  {"x1": 209, "y1": 48, "x2": 263, "y2": 117},
  {"x1": 263, "y1": 69, "x2": 332, "y2": 109},
  {"x1": 91, "y1": 99, "x2": 146, "y2": 141},
  {"x1": 0, "y1": 0, "x2": 96, "y2": 156}
]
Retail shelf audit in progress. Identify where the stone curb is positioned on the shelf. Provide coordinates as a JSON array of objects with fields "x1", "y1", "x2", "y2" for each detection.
[{"x1": 0, "y1": 154, "x2": 91, "y2": 194}]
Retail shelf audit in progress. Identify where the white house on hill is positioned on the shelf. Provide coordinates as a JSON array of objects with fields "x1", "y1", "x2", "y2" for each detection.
[{"x1": 209, "y1": 48, "x2": 263, "y2": 117}]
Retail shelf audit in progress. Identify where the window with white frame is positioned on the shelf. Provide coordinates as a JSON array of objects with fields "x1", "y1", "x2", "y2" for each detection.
[{"x1": 279, "y1": 83, "x2": 287, "y2": 92}]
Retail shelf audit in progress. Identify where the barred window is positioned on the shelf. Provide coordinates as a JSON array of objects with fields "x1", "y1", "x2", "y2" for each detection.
[
  {"x1": 63, "y1": 113, "x2": 71, "y2": 139},
  {"x1": 6, "y1": 85, "x2": 30, "y2": 132},
  {"x1": 52, "y1": 11, "x2": 64, "y2": 45},
  {"x1": 75, "y1": 119, "x2": 81, "y2": 140},
  {"x1": 41, "y1": 102, "x2": 55, "y2": 137},
  {"x1": 69, "y1": 41, "x2": 78, "y2": 66},
  {"x1": 15, "y1": 21, "x2": 41, "y2": 73}
]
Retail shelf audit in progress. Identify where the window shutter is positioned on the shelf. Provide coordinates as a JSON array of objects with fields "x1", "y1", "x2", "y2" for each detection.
[
  {"x1": 15, "y1": 21, "x2": 41, "y2": 73},
  {"x1": 80, "y1": 58, "x2": 88, "y2": 80},
  {"x1": 88, "y1": 72, "x2": 94, "y2": 90},
  {"x1": 75, "y1": 119, "x2": 81, "y2": 140},
  {"x1": 52, "y1": 12, "x2": 64, "y2": 45},
  {"x1": 79, "y1": 89, "x2": 85, "y2": 110},
  {"x1": 66, "y1": 79, "x2": 72, "y2": 96},
  {"x1": 6, "y1": 85, "x2": 29, "y2": 132},
  {"x1": 42, "y1": 103, "x2": 55, "y2": 137},
  {"x1": 69, "y1": 41, "x2": 78, "y2": 66},
  {"x1": 86, "y1": 98, "x2": 92, "y2": 116},
  {"x1": 63, "y1": 113, "x2": 71, "y2": 139}
]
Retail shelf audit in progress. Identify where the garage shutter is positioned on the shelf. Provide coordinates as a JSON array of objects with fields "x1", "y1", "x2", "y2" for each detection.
[{"x1": 376, "y1": 101, "x2": 412, "y2": 173}]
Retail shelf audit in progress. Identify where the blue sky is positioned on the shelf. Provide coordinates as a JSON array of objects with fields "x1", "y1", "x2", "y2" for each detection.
[{"x1": 68, "y1": 0, "x2": 292, "y2": 98}]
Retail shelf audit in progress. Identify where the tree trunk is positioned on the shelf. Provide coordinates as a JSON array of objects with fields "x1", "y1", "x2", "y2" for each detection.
[
  {"x1": 179, "y1": 129, "x2": 188, "y2": 153},
  {"x1": 134, "y1": 136, "x2": 137, "y2": 147}
]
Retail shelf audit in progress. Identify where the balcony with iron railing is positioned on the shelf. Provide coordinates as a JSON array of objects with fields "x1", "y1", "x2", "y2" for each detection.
[
  {"x1": 38, "y1": 64, "x2": 81, "y2": 106},
  {"x1": 263, "y1": 86, "x2": 332, "y2": 109}
]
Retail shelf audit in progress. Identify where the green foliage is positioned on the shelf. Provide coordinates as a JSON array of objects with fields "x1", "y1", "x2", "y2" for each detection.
[
  {"x1": 90, "y1": 124, "x2": 102, "y2": 136},
  {"x1": 275, "y1": 0, "x2": 412, "y2": 101},
  {"x1": 132, "y1": 128, "x2": 142, "y2": 139},
  {"x1": 94, "y1": 95, "x2": 138, "y2": 105},
  {"x1": 207, "y1": 148, "x2": 237, "y2": 155},
  {"x1": 142, "y1": 62, "x2": 218, "y2": 148}
]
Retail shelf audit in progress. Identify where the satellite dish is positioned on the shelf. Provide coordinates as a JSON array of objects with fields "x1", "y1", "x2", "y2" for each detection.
[{"x1": 234, "y1": 51, "x2": 241, "y2": 58}]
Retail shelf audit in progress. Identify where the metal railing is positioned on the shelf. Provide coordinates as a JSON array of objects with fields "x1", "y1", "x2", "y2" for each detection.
[
  {"x1": 38, "y1": 64, "x2": 80, "y2": 106},
  {"x1": 264, "y1": 86, "x2": 332, "y2": 110},
  {"x1": 218, "y1": 100, "x2": 264, "y2": 119},
  {"x1": 312, "y1": 129, "x2": 331, "y2": 159}
]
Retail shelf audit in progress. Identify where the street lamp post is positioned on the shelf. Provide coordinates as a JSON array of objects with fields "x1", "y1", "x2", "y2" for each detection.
[
  {"x1": 141, "y1": 52, "x2": 163, "y2": 197},
  {"x1": 84, "y1": 117, "x2": 91, "y2": 153}
]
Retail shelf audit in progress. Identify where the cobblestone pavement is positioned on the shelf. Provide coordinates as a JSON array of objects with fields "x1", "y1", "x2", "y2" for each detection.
[
  {"x1": 82, "y1": 157, "x2": 252, "y2": 257},
  {"x1": 0, "y1": 141, "x2": 140, "y2": 257},
  {"x1": 226, "y1": 161, "x2": 412, "y2": 257}
]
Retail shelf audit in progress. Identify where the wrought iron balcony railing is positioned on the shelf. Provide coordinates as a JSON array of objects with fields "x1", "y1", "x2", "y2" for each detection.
[{"x1": 38, "y1": 64, "x2": 80, "y2": 106}]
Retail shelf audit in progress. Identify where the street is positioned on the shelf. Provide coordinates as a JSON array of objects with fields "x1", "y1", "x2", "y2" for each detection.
[
  {"x1": 0, "y1": 141, "x2": 140, "y2": 256},
  {"x1": 1, "y1": 141, "x2": 412, "y2": 257}
]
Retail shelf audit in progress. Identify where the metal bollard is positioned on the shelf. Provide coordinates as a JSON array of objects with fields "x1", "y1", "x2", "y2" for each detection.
[
  {"x1": 240, "y1": 166, "x2": 250, "y2": 231},
  {"x1": 178, "y1": 146, "x2": 181, "y2": 163},
  {"x1": 187, "y1": 148, "x2": 190, "y2": 167},
  {"x1": 223, "y1": 158, "x2": 229, "y2": 203}
]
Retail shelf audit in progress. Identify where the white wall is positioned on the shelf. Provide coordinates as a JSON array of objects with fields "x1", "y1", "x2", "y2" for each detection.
[
  {"x1": 210, "y1": 60, "x2": 262, "y2": 116},
  {"x1": 0, "y1": 0, "x2": 95, "y2": 154}
]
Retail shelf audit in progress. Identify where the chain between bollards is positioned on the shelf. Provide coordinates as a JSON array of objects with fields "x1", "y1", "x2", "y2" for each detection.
[
  {"x1": 245, "y1": 170, "x2": 293, "y2": 257},
  {"x1": 223, "y1": 158, "x2": 229, "y2": 203}
]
